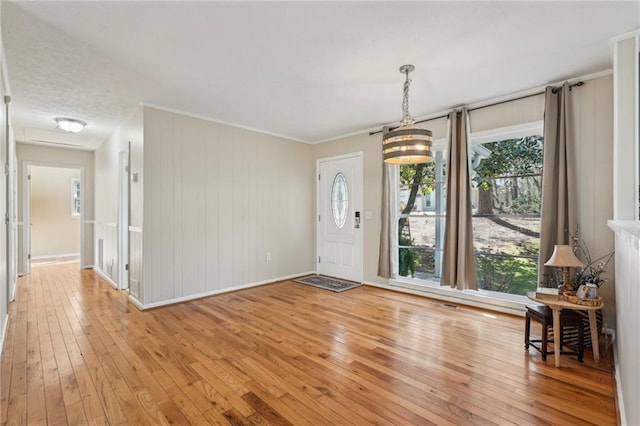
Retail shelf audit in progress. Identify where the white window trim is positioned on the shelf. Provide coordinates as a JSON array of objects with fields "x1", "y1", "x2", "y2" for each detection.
[
  {"x1": 390, "y1": 276, "x2": 529, "y2": 316},
  {"x1": 470, "y1": 121, "x2": 543, "y2": 145}
]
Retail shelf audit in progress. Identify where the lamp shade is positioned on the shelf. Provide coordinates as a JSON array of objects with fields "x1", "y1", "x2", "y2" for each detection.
[
  {"x1": 382, "y1": 126, "x2": 433, "y2": 164},
  {"x1": 544, "y1": 245, "x2": 585, "y2": 267}
]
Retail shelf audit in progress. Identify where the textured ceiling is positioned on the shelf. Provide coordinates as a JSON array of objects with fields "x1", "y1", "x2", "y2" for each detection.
[{"x1": 2, "y1": 1, "x2": 639, "y2": 150}]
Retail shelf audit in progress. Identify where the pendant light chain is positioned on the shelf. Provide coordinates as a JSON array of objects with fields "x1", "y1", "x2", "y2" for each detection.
[
  {"x1": 401, "y1": 69, "x2": 414, "y2": 126},
  {"x1": 382, "y1": 64, "x2": 433, "y2": 165}
]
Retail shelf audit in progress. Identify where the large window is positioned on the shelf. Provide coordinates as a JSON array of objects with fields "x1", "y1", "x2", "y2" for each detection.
[
  {"x1": 471, "y1": 135, "x2": 543, "y2": 295},
  {"x1": 395, "y1": 133, "x2": 543, "y2": 297},
  {"x1": 397, "y1": 150, "x2": 446, "y2": 281}
]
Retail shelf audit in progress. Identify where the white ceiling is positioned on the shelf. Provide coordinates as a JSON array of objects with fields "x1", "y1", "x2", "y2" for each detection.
[{"x1": 2, "y1": 1, "x2": 639, "y2": 150}]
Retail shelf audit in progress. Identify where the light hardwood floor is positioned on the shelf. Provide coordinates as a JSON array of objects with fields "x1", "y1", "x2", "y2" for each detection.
[{"x1": 1, "y1": 262, "x2": 617, "y2": 425}]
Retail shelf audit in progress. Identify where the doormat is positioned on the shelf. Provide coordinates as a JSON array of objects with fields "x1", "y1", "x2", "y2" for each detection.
[{"x1": 294, "y1": 275, "x2": 362, "y2": 293}]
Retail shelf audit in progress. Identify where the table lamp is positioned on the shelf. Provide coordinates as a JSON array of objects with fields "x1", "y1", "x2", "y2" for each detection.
[{"x1": 544, "y1": 245, "x2": 585, "y2": 294}]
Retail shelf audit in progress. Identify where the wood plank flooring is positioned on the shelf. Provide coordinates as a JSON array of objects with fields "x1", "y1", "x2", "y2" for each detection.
[{"x1": 0, "y1": 262, "x2": 617, "y2": 425}]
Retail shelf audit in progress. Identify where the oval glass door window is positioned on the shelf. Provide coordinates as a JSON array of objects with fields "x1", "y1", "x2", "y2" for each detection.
[{"x1": 331, "y1": 173, "x2": 349, "y2": 228}]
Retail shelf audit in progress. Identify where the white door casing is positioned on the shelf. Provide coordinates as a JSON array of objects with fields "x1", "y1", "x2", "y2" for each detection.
[
  {"x1": 117, "y1": 149, "x2": 130, "y2": 290},
  {"x1": 24, "y1": 164, "x2": 31, "y2": 275},
  {"x1": 317, "y1": 153, "x2": 363, "y2": 283}
]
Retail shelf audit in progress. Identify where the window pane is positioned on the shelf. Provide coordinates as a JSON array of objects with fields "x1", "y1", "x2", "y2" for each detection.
[
  {"x1": 331, "y1": 172, "x2": 348, "y2": 228},
  {"x1": 72, "y1": 178, "x2": 81, "y2": 216},
  {"x1": 471, "y1": 136, "x2": 543, "y2": 295},
  {"x1": 397, "y1": 150, "x2": 446, "y2": 281}
]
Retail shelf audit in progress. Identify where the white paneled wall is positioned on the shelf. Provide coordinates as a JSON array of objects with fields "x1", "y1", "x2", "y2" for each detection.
[
  {"x1": 94, "y1": 222, "x2": 118, "y2": 287},
  {"x1": 141, "y1": 107, "x2": 314, "y2": 305},
  {"x1": 571, "y1": 75, "x2": 617, "y2": 326},
  {"x1": 84, "y1": 222, "x2": 94, "y2": 267},
  {"x1": 129, "y1": 228, "x2": 143, "y2": 300},
  {"x1": 608, "y1": 221, "x2": 640, "y2": 426}
]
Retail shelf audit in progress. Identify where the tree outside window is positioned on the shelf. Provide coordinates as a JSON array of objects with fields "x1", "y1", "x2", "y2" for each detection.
[
  {"x1": 396, "y1": 135, "x2": 543, "y2": 296},
  {"x1": 471, "y1": 135, "x2": 543, "y2": 295}
]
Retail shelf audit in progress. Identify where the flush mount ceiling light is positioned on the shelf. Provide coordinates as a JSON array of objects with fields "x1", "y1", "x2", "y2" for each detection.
[
  {"x1": 382, "y1": 64, "x2": 433, "y2": 164},
  {"x1": 55, "y1": 117, "x2": 87, "y2": 133}
]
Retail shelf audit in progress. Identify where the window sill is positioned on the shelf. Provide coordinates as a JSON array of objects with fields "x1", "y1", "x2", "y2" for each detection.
[{"x1": 388, "y1": 277, "x2": 530, "y2": 316}]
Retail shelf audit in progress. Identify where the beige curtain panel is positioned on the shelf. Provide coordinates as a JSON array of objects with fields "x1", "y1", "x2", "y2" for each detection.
[
  {"x1": 538, "y1": 82, "x2": 577, "y2": 286},
  {"x1": 378, "y1": 127, "x2": 393, "y2": 279},
  {"x1": 378, "y1": 162, "x2": 393, "y2": 278},
  {"x1": 441, "y1": 108, "x2": 477, "y2": 290}
]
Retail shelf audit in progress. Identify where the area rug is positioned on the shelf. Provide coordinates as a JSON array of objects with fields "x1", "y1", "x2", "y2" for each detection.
[{"x1": 294, "y1": 275, "x2": 362, "y2": 293}]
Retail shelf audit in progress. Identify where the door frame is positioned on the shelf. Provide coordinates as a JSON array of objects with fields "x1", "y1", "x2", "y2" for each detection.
[
  {"x1": 315, "y1": 152, "x2": 364, "y2": 282},
  {"x1": 117, "y1": 147, "x2": 130, "y2": 290},
  {"x1": 22, "y1": 161, "x2": 86, "y2": 274}
]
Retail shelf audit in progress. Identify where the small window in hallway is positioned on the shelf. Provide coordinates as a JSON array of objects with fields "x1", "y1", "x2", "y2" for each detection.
[{"x1": 71, "y1": 177, "x2": 81, "y2": 217}]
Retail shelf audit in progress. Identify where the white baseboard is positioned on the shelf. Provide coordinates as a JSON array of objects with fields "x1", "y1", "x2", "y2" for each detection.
[
  {"x1": 31, "y1": 253, "x2": 80, "y2": 262},
  {"x1": 94, "y1": 267, "x2": 118, "y2": 290},
  {"x1": 128, "y1": 295, "x2": 144, "y2": 310},
  {"x1": 133, "y1": 270, "x2": 315, "y2": 310},
  {"x1": 0, "y1": 314, "x2": 9, "y2": 356}
]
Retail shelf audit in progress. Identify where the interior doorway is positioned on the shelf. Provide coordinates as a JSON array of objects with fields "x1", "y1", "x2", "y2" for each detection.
[{"x1": 24, "y1": 164, "x2": 84, "y2": 272}]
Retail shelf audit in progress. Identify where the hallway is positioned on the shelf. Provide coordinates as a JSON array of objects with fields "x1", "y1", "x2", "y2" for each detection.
[{"x1": 0, "y1": 262, "x2": 617, "y2": 425}]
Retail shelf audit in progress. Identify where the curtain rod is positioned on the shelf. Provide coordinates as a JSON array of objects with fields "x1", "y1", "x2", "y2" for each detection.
[{"x1": 369, "y1": 81, "x2": 584, "y2": 136}]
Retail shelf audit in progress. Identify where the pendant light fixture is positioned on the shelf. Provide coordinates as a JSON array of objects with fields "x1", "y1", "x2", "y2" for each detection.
[{"x1": 382, "y1": 65, "x2": 433, "y2": 164}]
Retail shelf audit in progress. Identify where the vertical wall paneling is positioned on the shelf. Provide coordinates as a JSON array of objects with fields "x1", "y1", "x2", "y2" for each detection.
[
  {"x1": 143, "y1": 108, "x2": 158, "y2": 304},
  {"x1": 160, "y1": 114, "x2": 175, "y2": 302},
  {"x1": 94, "y1": 107, "x2": 143, "y2": 295},
  {"x1": 84, "y1": 222, "x2": 94, "y2": 266},
  {"x1": 93, "y1": 222, "x2": 118, "y2": 287},
  {"x1": 248, "y1": 135, "x2": 259, "y2": 284},
  {"x1": 570, "y1": 76, "x2": 616, "y2": 325},
  {"x1": 608, "y1": 221, "x2": 640, "y2": 426},
  {"x1": 173, "y1": 115, "x2": 183, "y2": 297},
  {"x1": 181, "y1": 117, "x2": 198, "y2": 296},
  {"x1": 128, "y1": 228, "x2": 143, "y2": 300},
  {"x1": 141, "y1": 107, "x2": 314, "y2": 305},
  {"x1": 612, "y1": 35, "x2": 639, "y2": 220},
  {"x1": 196, "y1": 120, "x2": 207, "y2": 294},
  {"x1": 204, "y1": 123, "x2": 219, "y2": 293},
  {"x1": 217, "y1": 125, "x2": 234, "y2": 288}
]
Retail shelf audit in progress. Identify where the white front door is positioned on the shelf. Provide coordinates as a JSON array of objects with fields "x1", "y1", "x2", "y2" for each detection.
[{"x1": 317, "y1": 154, "x2": 363, "y2": 283}]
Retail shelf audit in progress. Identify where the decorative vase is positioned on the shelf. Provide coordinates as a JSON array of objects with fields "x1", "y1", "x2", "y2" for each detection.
[
  {"x1": 576, "y1": 283, "x2": 598, "y2": 299},
  {"x1": 586, "y1": 283, "x2": 598, "y2": 299}
]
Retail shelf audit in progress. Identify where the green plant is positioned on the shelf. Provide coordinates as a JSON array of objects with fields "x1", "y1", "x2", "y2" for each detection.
[
  {"x1": 398, "y1": 235, "x2": 421, "y2": 277},
  {"x1": 476, "y1": 242, "x2": 539, "y2": 295},
  {"x1": 569, "y1": 231, "x2": 614, "y2": 289},
  {"x1": 507, "y1": 193, "x2": 541, "y2": 214}
]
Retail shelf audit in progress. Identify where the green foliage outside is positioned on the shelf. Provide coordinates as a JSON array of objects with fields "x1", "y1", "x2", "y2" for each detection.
[
  {"x1": 476, "y1": 253, "x2": 539, "y2": 295},
  {"x1": 398, "y1": 235, "x2": 421, "y2": 277},
  {"x1": 400, "y1": 162, "x2": 438, "y2": 196},
  {"x1": 508, "y1": 193, "x2": 541, "y2": 215},
  {"x1": 397, "y1": 137, "x2": 544, "y2": 295},
  {"x1": 474, "y1": 136, "x2": 543, "y2": 215},
  {"x1": 474, "y1": 136, "x2": 543, "y2": 191}
]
